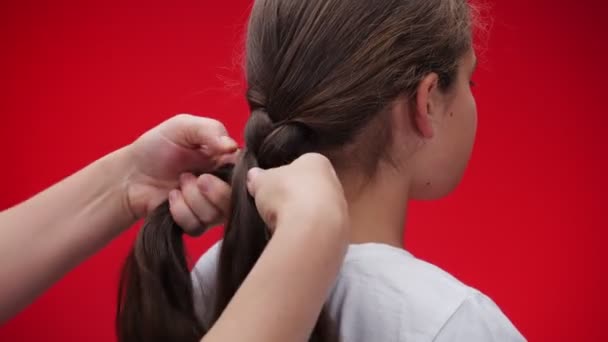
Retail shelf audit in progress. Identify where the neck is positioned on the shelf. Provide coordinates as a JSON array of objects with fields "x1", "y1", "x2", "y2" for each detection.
[{"x1": 340, "y1": 166, "x2": 410, "y2": 249}]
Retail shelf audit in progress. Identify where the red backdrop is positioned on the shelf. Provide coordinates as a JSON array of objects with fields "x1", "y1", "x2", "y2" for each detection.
[{"x1": 1, "y1": 1, "x2": 606, "y2": 341}]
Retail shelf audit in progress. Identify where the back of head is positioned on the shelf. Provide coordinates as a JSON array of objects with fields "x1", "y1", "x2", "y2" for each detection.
[
  {"x1": 244, "y1": 0, "x2": 473, "y2": 172},
  {"x1": 117, "y1": 1, "x2": 475, "y2": 341}
]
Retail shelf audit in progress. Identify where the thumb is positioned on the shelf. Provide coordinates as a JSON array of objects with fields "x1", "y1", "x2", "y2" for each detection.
[
  {"x1": 246, "y1": 167, "x2": 264, "y2": 197},
  {"x1": 168, "y1": 114, "x2": 238, "y2": 153}
]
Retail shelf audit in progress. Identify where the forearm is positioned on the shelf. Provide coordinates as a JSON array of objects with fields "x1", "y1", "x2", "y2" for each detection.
[
  {"x1": 0, "y1": 147, "x2": 135, "y2": 322},
  {"x1": 203, "y1": 216, "x2": 348, "y2": 342}
]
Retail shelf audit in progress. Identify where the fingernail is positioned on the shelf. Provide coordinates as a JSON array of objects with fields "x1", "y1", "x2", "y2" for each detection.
[{"x1": 168, "y1": 190, "x2": 178, "y2": 203}]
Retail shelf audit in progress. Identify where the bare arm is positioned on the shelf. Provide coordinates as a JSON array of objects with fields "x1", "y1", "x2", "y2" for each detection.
[
  {"x1": 0, "y1": 148, "x2": 135, "y2": 322},
  {"x1": 203, "y1": 217, "x2": 347, "y2": 342},
  {"x1": 0, "y1": 114, "x2": 238, "y2": 323},
  {"x1": 203, "y1": 154, "x2": 349, "y2": 342}
]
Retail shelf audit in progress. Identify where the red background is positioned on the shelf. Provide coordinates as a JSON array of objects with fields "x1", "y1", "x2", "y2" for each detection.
[{"x1": 1, "y1": 1, "x2": 606, "y2": 341}]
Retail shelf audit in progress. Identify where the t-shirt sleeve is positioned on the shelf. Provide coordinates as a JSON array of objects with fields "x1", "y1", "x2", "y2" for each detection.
[
  {"x1": 433, "y1": 291, "x2": 526, "y2": 342},
  {"x1": 191, "y1": 241, "x2": 222, "y2": 326}
]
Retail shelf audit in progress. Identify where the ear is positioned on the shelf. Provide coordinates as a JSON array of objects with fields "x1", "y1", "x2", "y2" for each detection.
[{"x1": 413, "y1": 73, "x2": 440, "y2": 139}]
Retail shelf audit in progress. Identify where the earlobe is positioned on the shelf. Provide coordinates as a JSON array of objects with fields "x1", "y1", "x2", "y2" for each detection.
[{"x1": 413, "y1": 73, "x2": 439, "y2": 139}]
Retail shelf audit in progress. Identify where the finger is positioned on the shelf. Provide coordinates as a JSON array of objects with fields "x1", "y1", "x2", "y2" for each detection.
[
  {"x1": 198, "y1": 174, "x2": 232, "y2": 217},
  {"x1": 216, "y1": 149, "x2": 240, "y2": 166},
  {"x1": 207, "y1": 136, "x2": 239, "y2": 155},
  {"x1": 168, "y1": 189, "x2": 205, "y2": 236},
  {"x1": 246, "y1": 167, "x2": 264, "y2": 197},
  {"x1": 170, "y1": 114, "x2": 238, "y2": 153},
  {"x1": 180, "y1": 173, "x2": 224, "y2": 225}
]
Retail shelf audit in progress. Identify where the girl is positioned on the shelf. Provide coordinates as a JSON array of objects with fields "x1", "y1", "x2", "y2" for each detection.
[{"x1": 186, "y1": 0, "x2": 526, "y2": 340}]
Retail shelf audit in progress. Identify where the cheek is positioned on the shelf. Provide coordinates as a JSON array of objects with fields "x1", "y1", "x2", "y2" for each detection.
[
  {"x1": 449, "y1": 93, "x2": 478, "y2": 191},
  {"x1": 468, "y1": 86, "x2": 478, "y2": 123},
  {"x1": 454, "y1": 93, "x2": 477, "y2": 157},
  {"x1": 409, "y1": 91, "x2": 478, "y2": 200},
  {"x1": 466, "y1": 92, "x2": 478, "y2": 146},
  {"x1": 442, "y1": 92, "x2": 478, "y2": 187},
  {"x1": 452, "y1": 87, "x2": 478, "y2": 146}
]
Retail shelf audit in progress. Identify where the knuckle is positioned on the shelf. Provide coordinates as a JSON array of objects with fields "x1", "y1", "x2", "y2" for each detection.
[
  {"x1": 304, "y1": 152, "x2": 330, "y2": 165},
  {"x1": 199, "y1": 176, "x2": 224, "y2": 201},
  {"x1": 180, "y1": 189, "x2": 198, "y2": 208},
  {"x1": 176, "y1": 209, "x2": 202, "y2": 232},
  {"x1": 174, "y1": 113, "x2": 193, "y2": 121}
]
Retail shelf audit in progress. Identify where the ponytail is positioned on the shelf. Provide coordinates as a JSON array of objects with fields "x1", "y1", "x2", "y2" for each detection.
[{"x1": 116, "y1": 165, "x2": 232, "y2": 342}]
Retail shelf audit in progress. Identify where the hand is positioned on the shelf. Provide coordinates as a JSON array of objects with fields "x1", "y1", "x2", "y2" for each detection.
[
  {"x1": 123, "y1": 114, "x2": 238, "y2": 225},
  {"x1": 245, "y1": 153, "x2": 348, "y2": 233},
  {"x1": 168, "y1": 172, "x2": 233, "y2": 236}
]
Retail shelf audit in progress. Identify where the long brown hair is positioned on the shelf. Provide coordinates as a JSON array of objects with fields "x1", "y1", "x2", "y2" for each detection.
[{"x1": 116, "y1": 0, "x2": 475, "y2": 341}]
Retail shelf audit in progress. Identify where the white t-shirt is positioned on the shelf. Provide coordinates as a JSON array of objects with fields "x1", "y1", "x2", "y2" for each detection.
[{"x1": 191, "y1": 242, "x2": 526, "y2": 341}]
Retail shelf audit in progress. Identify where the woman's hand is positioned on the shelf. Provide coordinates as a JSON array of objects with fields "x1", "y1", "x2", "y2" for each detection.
[
  {"x1": 123, "y1": 114, "x2": 237, "y2": 233},
  {"x1": 202, "y1": 153, "x2": 349, "y2": 342},
  {"x1": 172, "y1": 152, "x2": 349, "y2": 237},
  {"x1": 0, "y1": 113, "x2": 238, "y2": 321},
  {"x1": 246, "y1": 153, "x2": 349, "y2": 234}
]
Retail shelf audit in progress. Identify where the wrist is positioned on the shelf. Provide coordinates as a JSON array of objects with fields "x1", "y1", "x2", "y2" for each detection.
[
  {"x1": 118, "y1": 143, "x2": 175, "y2": 221},
  {"x1": 103, "y1": 145, "x2": 139, "y2": 223}
]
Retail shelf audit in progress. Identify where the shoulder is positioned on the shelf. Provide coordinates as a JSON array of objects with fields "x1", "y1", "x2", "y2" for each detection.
[
  {"x1": 191, "y1": 242, "x2": 526, "y2": 341},
  {"x1": 326, "y1": 243, "x2": 470, "y2": 340},
  {"x1": 192, "y1": 241, "x2": 222, "y2": 284},
  {"x1": 434, "y1": 290, "x2": 527, "y2": 341},
  {"x1": 328, "y1": 243, "x2": 525, "y2": 341},
  {"x1": 191, "y1": 241, "x2": 222, "y2": 325}
]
